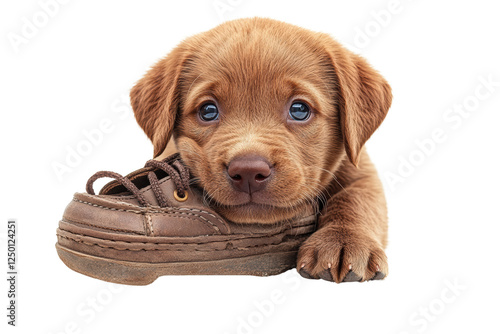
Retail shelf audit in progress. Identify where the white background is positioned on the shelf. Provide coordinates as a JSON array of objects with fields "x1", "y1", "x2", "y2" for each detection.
[{"x1": 1, "y1": 0, "x2": 499, "y2": 333}]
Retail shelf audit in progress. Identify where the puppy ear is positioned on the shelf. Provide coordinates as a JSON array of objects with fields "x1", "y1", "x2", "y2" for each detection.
[
  {"x1": 325, "y1": 39, "x2": 392, "y2": 166},
  {"x1": 130, "y1": 47, "x2": 187, "y2": 157}
]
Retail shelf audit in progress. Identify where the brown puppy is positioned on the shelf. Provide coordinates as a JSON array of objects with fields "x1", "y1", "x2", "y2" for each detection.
[{"x1": 130, "y1": 18, "x2": 392, "y2": 282}]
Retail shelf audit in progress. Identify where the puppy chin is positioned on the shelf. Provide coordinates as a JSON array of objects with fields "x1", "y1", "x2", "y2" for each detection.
[
  {"x1": 215, "y1": 203, "x2": 305, "y2": 224},
  {"x1": 219, "y1": 190, "x2": 272, "y2": 206},
  {"x1": 208, "y1": 188, "x2": 309, "y2": 224}
]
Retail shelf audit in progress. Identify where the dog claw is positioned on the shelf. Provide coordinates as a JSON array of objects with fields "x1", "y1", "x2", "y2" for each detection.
[
  {"x1": 370, "y1": 271, "x2": 386, "y2": 280},
  {"x1": 298, "y1": 268, "x2": 385, "y2": 283},
  {"x1": 318, "y1": 269, "x2": 333, "y2": 282},
  {"x1": 298, "y1": 268, "x2": 318, "y2": 280},
  {"x1": 342, "y1": 270, "x2": 362, "y2": 282}
]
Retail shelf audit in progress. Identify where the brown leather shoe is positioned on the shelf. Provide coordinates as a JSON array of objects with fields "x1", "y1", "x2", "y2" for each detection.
[{"x1": 56, "y1": 154, "x2": 317, "y2": 285}]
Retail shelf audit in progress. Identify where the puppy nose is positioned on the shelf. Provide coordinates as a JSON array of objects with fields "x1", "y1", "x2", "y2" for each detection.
[{"x1": 227, "y1": 155, "x2": 272, "y2": 194}]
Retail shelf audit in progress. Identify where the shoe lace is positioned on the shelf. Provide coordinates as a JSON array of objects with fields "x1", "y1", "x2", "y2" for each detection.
[{"x1": 86, "y1": 154, "x2": 190, "y2": 207}]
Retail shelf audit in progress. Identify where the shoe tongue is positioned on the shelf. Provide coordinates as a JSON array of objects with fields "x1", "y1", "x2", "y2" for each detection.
[
  {"x1": 99, "y1": 154, "x2": 182, "y2": 195},
  {"x1": 99, "y1": 167, "x2": 151, "y2": 195}
]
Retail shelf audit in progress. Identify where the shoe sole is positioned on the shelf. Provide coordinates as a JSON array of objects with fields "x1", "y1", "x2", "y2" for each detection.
[{"x1": 56, "y1": 243, "x2": 298, "y2": 285}]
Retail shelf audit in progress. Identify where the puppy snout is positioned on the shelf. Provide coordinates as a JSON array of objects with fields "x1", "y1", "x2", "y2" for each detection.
[{"x1": 227, "y1": 155, "x2": 272, "y2": 194}]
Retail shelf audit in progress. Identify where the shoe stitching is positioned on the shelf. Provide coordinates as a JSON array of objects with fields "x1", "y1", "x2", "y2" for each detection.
[
  {"x1": 150, "y1": 212, "x2": 221, "y2": 234},
  {"x1": 74, "y1": 197, "x2": 314, "y2": 235},
  {"x1": 74, "y1": 198, "x2": 143, "y2": 213},
  {"x1": 147, "y1": 214, "x2": 154, "y2": 236},
  {"x1": 143, "y1": 214, "x2": 152, "y2": 236},
  {"x1": 174, "y1": 208, "x2": 228, "y2": 233},
  {"x1": 61, "y1": 218, "x2": 145, "y2": 235},
  {"x1": 73, "y1": 198, "x2": 227, "y2": 232},
  {"x1": 57, "y1": 223, "x2": 316, "y2": 246},
  {"x1": 57, "y1": 234, "x2": 308, "y2": 252}
]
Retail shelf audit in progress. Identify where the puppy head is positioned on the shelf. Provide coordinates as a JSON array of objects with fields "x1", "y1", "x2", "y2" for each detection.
[{"x1": 131, "y1": 18, "x2": 391, "y2": 223}]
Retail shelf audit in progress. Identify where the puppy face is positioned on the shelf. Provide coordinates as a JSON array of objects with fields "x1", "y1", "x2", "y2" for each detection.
[{"x1": 131, "y1": 18, "x2": 391, "y2": 223}]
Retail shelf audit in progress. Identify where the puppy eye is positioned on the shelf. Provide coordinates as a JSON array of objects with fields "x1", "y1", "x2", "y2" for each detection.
[
  {"x1": 199, "y1": 103, "x2": 219, "y2": 122},
  {"x1": 289, "y1": 102, "x2": 311, "y2": 121}
]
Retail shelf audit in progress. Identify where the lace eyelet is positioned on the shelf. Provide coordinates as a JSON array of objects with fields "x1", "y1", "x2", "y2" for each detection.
[{"x1": 173, "y1": 190, "x2": 188, "y2": 202}]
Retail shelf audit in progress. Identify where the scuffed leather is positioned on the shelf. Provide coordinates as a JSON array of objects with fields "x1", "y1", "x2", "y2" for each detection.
[{"x1": 57, "y1": 165, "x2": 318, "y2": 263}]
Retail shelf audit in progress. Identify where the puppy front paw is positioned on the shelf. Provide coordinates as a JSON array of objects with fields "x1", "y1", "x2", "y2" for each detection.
[{"x1": 297, "y1": 227, "x2": 388, "y2": 283}]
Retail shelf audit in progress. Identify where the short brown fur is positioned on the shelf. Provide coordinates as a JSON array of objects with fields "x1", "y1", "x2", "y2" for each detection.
[{"x1": 130, "y1": 18, "x2": 392, "y2": 282}]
